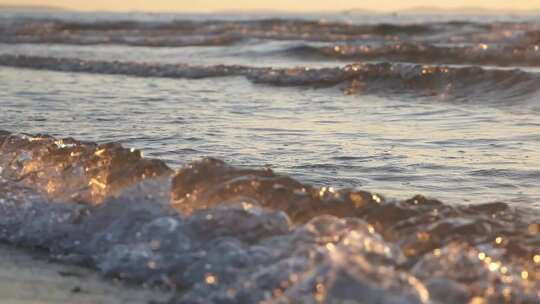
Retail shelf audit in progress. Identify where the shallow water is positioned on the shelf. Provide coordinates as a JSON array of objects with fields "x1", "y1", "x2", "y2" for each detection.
[
  {"x1": 1, "y1": 64, "x2": 539, "y2": 205},
  {"x1": 0, "y1": 10, "x2": 539, "y2": 304}
]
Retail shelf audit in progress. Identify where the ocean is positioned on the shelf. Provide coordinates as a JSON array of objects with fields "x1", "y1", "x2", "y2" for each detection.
[{"x1": 0, "y1": 10, "x2": 539, "y2": 303}]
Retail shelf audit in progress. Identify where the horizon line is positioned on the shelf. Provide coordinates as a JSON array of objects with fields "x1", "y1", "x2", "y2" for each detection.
[{"x1": 2, "y1": 4, "x2": 540, "y2": 14}]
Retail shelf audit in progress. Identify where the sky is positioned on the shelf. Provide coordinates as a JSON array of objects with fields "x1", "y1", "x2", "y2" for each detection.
[{"x1": 1, "y1": 0, "x2": 538, "y2": 12}]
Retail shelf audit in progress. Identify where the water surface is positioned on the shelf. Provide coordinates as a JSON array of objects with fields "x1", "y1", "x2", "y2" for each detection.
[{"x1": 0, "y1": 10, "x2": 539, "y2": 304}]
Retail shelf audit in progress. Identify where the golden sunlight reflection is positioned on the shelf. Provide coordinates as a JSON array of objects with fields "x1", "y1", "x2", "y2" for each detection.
[{"x1": 1, "y1": 0, "x2": 540, "y2": 298}]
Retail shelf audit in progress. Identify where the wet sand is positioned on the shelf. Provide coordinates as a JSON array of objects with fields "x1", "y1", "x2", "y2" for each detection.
[{"x1": 0, "y1": 243, "x2": 172, "y2": 304}]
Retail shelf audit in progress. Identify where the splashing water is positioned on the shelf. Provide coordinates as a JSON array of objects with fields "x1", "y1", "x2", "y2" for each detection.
[
  {"x1": 0, "y1": 131, "x2": 539, "y2": 303},
  {"x1": 1, "y1": 10, "x2": 540, "y2": 304}
]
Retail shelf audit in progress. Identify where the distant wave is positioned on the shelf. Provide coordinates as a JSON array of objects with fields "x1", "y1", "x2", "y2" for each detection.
[
  {"x1": 0, "y1": 19, "x2": 488, "y2": 46},
  {"x1": 50, "y1": 19, "x2": 437, "y2": 35},
  {"x1": 1, "y1": 54, "x2": 538, "y2": 102},
  {"x1": 0, "y1": 130, "x2": 538, "y2": 303}
]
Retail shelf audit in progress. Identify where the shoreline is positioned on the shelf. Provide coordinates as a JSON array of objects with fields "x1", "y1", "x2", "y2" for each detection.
[{"x1": 0, "y1": 243, "x2": 172, "y2": 304}]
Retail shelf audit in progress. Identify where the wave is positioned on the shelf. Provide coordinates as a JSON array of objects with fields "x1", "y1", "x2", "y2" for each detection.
[
  {"x1": 5, "y1": 18, "x2": 540, "y2": 51},
  {"x1": 0, "y1": 130, "x2": 539, "y2": 303},
  {"x1": 0, "y1": 19, "x2": 486, "y2": 46},
  {"x1": 1, "y1": 30, "x2": 244, "y2": 47},
  {"x1": 285, "y1": 43, "x2": 540, "y2": 67},
  {"x1": 2, "y1": 54, "x2": 538, "y2": 102},
  {"x1": 48, "y1": 19, "x2": 437, "y2": 35},
  {"x1": 0, "y1": 131, "x2": 172, "y2": 203},
  {"x1": 0, "y1": 55, "x2": 252, "y2": 78}
]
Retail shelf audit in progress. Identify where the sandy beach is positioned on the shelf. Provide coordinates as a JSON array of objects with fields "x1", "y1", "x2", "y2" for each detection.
[{"x1": 0, "y1": 244, "x2": 172, "y2": 304}]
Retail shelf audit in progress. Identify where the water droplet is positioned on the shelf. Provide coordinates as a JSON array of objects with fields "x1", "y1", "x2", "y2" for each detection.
[{"x1": 205, "y1": 273, "x2": 218, "y2": 285}]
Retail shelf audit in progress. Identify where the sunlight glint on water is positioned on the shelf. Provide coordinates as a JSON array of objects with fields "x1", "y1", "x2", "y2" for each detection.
[{"x1": 0, "y1": 11, "x2": 539, "y2": 304}]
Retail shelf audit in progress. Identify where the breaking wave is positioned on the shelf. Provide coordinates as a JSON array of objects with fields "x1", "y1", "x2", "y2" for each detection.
[
  {"x1": 0, "y1": 130, "x2": 539, "y2": 303},
  {"x1": 284, "y1": 43, "x2": 540, "y2": 67},
  {"x1": 1, "y1": 54, "x2": 539, "y2": 102}
]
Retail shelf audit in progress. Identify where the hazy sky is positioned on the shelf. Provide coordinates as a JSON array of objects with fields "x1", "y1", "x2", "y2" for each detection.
[{"x1": 1, "y1": 0, "x2": 538, "y2": 12}]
